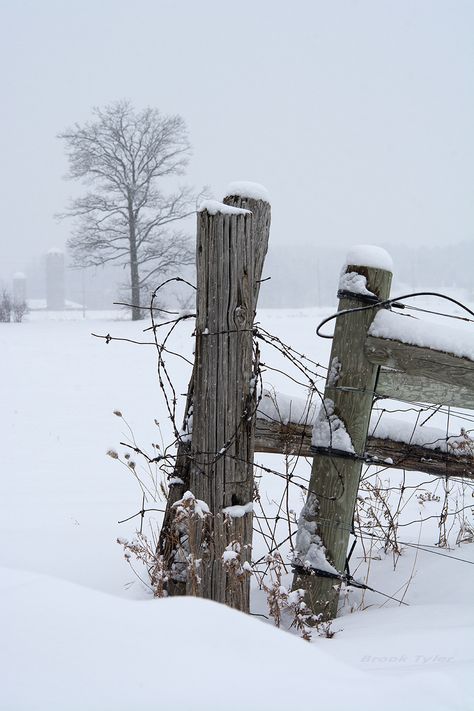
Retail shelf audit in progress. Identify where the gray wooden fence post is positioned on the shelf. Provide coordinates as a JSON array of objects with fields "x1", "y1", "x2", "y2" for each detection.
[
  {"x1": 160, "y1": 191, "x2": 270, "y2": 609},
  {"x1": 293, "y1": 258, "x2": 392, "y2": 620},
  {"x1": 187, "y1": 198, "x2": 269, "y2": 611}
]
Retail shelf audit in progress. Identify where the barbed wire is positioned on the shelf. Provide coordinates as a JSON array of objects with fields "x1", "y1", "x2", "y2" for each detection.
[{"x1": 102, "y1": 278, "x2": 474, "y2": 615}]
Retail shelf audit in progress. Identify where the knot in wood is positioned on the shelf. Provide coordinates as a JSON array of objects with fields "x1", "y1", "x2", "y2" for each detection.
[{"x1": 233, "y1": 305, "x2": 248, "y2": 330}]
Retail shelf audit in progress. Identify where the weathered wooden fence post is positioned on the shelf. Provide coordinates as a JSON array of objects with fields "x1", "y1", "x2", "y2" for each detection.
[
  {"x1": 187, "y1": 195, "x2": 269, "y2": 611},
  {"x1": 293, "y1": 250, "x2": 392, "y2": 619},
  {"x1": 160, "y1": 186, "x2": 270, "y2": 610}
]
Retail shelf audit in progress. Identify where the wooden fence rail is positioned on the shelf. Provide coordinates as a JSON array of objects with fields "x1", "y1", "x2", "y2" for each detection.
[
  {"x1": 367, "y1": 339, "x2": 474, "y2": 407},
  {"x1": 254, "y1": 417, "x2": 474, "y2": 480},
  {"x1": 375, "y1": 369, "x2": 474, "y2": 411}
]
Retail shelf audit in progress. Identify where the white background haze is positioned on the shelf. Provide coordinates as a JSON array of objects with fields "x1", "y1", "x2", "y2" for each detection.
[{"x1": 1, "y1": 0, "x2": 473, "y2": 300}]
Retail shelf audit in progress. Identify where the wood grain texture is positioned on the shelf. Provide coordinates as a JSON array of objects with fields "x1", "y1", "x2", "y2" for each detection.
[
  {"x1": 255, "y1": 417, "x2": 313, "y2": 457},
  {"x1": 367, "y1": 437, "x2": 474, "y2": 479},
  {"x1": 254, "y1": 417, "x2": 474, "y2": 480},
  {"x1": 366, "y1": 336, "x2": 474, "y2": 393},
  {"x1": 293, "y1": 263, "x2": 392, "y2": 620},
  {"x1": 376, "y1": 368, "x2": 474, "y2": 410}
]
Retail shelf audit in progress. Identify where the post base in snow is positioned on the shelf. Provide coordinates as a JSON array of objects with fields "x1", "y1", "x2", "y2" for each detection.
[
  {"x1": 166, "y1": 580, "x2": 186, "y2": 597},
  {"x1": 293, "y1": 570, "x2": 340, "y2": 622},
  {"x1": 184, "y1": 509, "x2": 253, "y2": 613}
]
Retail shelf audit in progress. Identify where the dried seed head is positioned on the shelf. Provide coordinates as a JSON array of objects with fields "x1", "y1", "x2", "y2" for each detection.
[
  {"x1": 107, "y1": 449, "x2": 119, "y2": 459},
  {"x1": 113, "y1": 410, "x2": 123, "y2": 417}
]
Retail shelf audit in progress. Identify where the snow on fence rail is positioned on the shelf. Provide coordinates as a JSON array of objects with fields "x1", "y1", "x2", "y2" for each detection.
[{"x1": 254, "y1": 389, "x2": 474, "y2": 480}]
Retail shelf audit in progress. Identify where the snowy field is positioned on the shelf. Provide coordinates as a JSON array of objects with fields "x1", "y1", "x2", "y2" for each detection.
[{"x1": 1, "y1": 306, "x2": 474, "y2": 710}]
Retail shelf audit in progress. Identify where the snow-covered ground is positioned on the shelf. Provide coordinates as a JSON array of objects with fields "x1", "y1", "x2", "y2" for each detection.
[{"x1": 1, "y1": 307, "x2": 473, "y2": 710}]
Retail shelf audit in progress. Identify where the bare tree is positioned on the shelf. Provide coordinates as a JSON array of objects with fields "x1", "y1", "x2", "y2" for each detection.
[
  {"x1": 0, "y1": 290, "x2": 12, "y2": 322},
  {"x1": 59, "y1": 100, "x2": 196, "y2": 320}
]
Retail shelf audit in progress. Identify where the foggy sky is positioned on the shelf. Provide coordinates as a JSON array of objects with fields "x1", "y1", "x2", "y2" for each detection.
[{"x1": 1, "y1": 0, "x2": 473, "y2": 278}]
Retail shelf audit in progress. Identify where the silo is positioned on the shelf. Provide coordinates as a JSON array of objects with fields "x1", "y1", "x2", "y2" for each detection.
[
  {"x1": 46, "y1": 249, "x2": 65, "y2": 310},
  {"x1": 12, "y1": 272, "x2": 27, "y2": 305}
]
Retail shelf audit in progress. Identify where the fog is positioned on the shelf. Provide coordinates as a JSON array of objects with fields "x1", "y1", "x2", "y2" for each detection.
[{"x1": 1, "y1": 0, "x2": 473, "y2": 307}]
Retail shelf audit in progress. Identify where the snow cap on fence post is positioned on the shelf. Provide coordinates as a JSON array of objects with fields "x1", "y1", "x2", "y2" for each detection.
[
  {"x1": 225, "y1": 181, "x2": 270, "y2": 203},
  {"x1": 344, "y1": 245, "x2": 393, "y2": 272}
]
